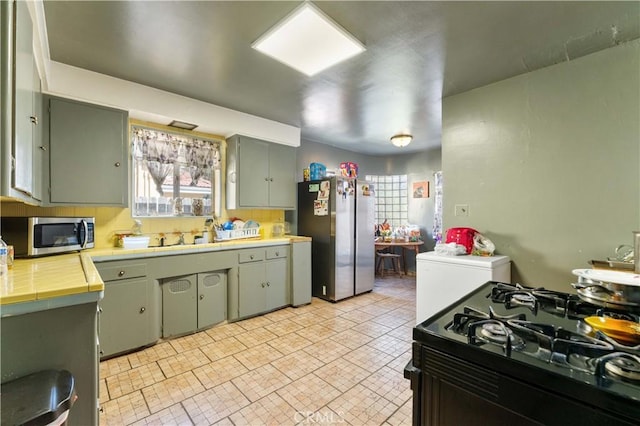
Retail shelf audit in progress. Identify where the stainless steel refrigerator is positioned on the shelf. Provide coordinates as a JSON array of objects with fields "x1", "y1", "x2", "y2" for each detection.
[{"x1": 297, "y1": 177, "x2": 375, "y2": 301}]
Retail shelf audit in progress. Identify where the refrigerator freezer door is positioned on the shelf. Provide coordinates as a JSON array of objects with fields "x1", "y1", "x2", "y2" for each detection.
[
  {"x1": 297, "y1": 178, "x2": 355, "y2": 302},
  {"x1": 333, "y1": 178, "x2": 355, "y2": 300},
  {"x1": 298, "y1": 181, "x2": 334, "y2": 300},
  {"x1": 355, "y1": 180, "x2": 374, "y2": 294}
]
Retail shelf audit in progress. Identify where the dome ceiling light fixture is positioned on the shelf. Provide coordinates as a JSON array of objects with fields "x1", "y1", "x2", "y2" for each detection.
[
  {"x1": 390, "y1": 133, "x2": 413, "y2": 147},
  {"x1": 251, "y1": 2, "x2": 366, "y2": 76}
]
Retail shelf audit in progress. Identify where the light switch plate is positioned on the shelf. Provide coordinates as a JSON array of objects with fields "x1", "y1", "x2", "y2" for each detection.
[{"x1": 455, "y1": 204, "x2": 469, "y2": 217}]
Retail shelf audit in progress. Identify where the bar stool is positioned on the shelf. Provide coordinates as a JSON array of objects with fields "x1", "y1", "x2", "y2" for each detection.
[{"x1": 376, "y1": 252, "x2": 402, "y2": 276}]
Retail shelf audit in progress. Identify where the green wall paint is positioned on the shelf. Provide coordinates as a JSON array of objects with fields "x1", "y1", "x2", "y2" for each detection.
[{"x1": 442, "y1": 40, "x2": 640, "y2": 290}]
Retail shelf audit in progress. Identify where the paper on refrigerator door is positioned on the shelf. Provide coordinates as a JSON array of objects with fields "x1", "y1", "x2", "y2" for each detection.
[
  {"x1": 314, "y1": 200, "x2": 328, "y2": 216},
  {"x1": 317, "y1": 180, "x2": 330, "y2": 200}
]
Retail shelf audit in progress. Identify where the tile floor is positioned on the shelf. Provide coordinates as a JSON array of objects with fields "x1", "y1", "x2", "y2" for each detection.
[{"x1": 99, "y1": 276, "x2": 416, "y2": 425}]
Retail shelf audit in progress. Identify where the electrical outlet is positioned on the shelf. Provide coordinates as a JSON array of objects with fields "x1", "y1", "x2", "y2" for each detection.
[
  {"x1": 322, "y1": 285, "x2": 327, "y2": 296},
  {"x1": 455, "y1": 204, "x2": 469, "y2": 217}
]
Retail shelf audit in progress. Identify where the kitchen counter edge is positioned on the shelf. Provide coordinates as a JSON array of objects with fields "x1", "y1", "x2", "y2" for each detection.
[{"x1": 1, "y1": 236, "x2": 312, "y2": 315}]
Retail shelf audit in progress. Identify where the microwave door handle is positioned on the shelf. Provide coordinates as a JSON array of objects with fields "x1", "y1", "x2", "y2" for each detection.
[{"x1": 80, "y1": 220, "x2": 89, "y2": 248}]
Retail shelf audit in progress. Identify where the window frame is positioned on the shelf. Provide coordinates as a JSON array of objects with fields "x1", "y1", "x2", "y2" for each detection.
[{"x1": 130, "y1": 124, "x2": 222, "y2": 218}]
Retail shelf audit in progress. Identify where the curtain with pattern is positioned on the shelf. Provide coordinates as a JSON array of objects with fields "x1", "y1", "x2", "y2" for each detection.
[{"x1": 131, "y1": 126, "x2": 221, "y2": 195}]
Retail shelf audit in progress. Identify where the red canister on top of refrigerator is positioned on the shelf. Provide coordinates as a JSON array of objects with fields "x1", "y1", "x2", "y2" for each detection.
[{"x1": 445, "y1": 227, "x2": 478, "y2": 254}]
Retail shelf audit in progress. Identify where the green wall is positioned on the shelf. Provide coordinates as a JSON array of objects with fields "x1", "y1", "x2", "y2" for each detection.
[{"x1": 442, "y1": 40, "x2": 640, "y2": 290}]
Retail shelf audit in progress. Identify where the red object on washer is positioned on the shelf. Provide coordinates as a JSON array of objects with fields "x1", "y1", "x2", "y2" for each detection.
[{"x1": 445, "y1": 227, "x2": 478, "y2": 254}]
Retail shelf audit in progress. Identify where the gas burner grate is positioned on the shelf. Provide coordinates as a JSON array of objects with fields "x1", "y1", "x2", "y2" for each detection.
[
  {"x1": 448, "y1": 306, "x2": 528, "y2": 356},
  {"x1": 596, "y1": 309, "x2": 640, "y2": 323},
  {"x1": 595, "y1": 352, "x2": 640, "y2": 384},
  {"x1": 468, "y1": 320, "x2": 526, "y2": 356},
  {"x1": 593, "y1": 331, "x2": 640, "y2": 355},
  {"x1": 491, "y1": 283, "x2": 601, "y2": 318}
]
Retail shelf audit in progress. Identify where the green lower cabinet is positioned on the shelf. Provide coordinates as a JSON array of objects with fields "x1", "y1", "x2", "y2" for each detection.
[
  {"x1": 99, "y1": 277, "x2": 154, "y2": 358},
  {"x1": 265, "y1": 259, "x2": 288, "y2": 310},
  {"x1": 198, "y1": 271, "x2": 227, "y2": 328},
  {"x1": 1, "y1": 302, "x2": 99, "y2": 425},
  {"x1": 238, "y1": 262, "x2": 268, "y2": 318},
  {"x1": 238, "y1": 247, "x2": 289, "y2": 319},
  {"x1": 162, "y1": 274, "x2": 197, "y2": 338},
  {"x1": 291, "y1": 241, "x2": 312, "y2": 306},
  {"x1": 162, "y1": 271, "x2": 226, "y2": 338}
]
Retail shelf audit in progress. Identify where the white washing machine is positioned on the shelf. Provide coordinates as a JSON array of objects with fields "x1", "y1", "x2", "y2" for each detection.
[{"x1": 416, "y1": 252, "x2": 511, "y2": 324}]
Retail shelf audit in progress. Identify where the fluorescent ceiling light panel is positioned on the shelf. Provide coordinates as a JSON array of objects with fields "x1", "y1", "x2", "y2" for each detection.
[
  {"x1": 252, "y1": 2, "x2": 365, "y2": 76},
  {"x1": 168, "y1": 120, "x2": 198, "y2": 131}
]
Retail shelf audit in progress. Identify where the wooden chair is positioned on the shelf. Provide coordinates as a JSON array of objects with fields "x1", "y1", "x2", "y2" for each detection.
[{"x1": 376, "y1": 252, "x2": 402, "y2": 276}]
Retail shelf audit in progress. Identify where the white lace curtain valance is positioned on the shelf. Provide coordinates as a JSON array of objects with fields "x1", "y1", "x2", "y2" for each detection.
[{"x1": 131, "y1": 126, "x2": 221, "y2": 195}]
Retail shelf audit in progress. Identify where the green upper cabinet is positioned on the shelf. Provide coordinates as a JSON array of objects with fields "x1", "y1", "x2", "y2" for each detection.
[
  {"x1": 45, "y1": 96, "x2": 129, "y2": 206},
  {"x1": 0, "y1": 0, "x2": 42, "y2": 203},
  {"x1": 226, "y1": 134, "x2": 296, "y2": 210}
]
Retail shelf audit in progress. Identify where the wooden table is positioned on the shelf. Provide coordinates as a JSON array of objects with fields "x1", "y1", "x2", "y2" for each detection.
[{"x1": 375, "y1": 240, "x2": 424, "y2": 275}]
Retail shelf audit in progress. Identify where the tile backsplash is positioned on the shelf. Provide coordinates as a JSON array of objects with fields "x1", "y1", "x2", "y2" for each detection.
[{"x1": 0, "y1": 202, "x2": 285, "y2": 248}]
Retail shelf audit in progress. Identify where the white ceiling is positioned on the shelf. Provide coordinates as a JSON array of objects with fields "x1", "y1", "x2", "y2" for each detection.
[{"x1": 42, "y1": 1, "x2": 640, "y2": 155}]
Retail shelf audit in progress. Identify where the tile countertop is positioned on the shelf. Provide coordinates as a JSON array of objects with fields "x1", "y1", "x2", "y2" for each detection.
[
  {"x1": 1, "y1": 236, "x2": 312, "y2": 309},
  {"x1": 90, "y1": 236, "x2": 310, "y2": 261},
  {"x1": 0, "y1": 252, "x2": 103, "y2": 308}
]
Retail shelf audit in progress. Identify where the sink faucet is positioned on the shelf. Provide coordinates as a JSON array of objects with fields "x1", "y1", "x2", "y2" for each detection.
[{"x1": 634, "y1": 231, "x2": 640, "y2": 273}]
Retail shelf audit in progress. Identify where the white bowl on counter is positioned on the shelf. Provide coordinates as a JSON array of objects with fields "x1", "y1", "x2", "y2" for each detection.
[{"x1": 122, "y1": 236, "x2": 150, "y2": 249}]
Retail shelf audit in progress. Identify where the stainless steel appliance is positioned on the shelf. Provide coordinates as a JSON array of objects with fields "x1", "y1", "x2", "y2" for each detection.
[
  {"x1": 405, "y1": 281, "x2": 640, "y2": 425},
  {"x1": 0, "y1": 217, "x2": 95, "y2": 257},
  {"x1": 297, "y1": 177, "x2": 374, "y2": 301}
]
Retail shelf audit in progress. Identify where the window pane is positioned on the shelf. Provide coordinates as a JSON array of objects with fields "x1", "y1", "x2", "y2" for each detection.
[{"x1": 370, "y1": 174, "x2": 408, "y2": 229}]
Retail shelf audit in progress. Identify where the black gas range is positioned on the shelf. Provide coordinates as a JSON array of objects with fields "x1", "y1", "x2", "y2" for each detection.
[{"x1": 405, "y1": 281, "x2": 640, "y2": 426}]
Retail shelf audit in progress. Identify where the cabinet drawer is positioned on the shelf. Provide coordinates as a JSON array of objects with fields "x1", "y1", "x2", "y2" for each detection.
[
  {"x1": 266, "y1": 246, "x2": 289, "y2": 260},
  {"x1": 238, "y1": 249, "x2": 265, "y2": 263},
  {"x1": 98, "y1": 263, "x2": 147, "y2": 281}
]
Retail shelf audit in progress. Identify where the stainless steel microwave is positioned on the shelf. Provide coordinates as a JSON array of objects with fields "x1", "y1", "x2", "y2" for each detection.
[{"x1": 0, "y1": 217, "x2": 95, "y2": 257}]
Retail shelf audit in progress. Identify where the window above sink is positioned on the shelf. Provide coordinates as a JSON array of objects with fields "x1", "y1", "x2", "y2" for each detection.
[{"x1": 131, "y1": 124, "x2": 222, "y2": 218}]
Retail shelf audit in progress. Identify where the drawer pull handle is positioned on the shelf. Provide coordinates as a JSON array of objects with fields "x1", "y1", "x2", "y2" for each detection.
[
  {"x1": 115, "y1": 162, "x2": 121, "y2": 167},
  {"x1": 261, "y1": 283, "x2": 265, "y2": 288},
  {"x1": 199, "y1": 294, "x2": 204, "y2": 300},
  {"x1": 250, "y1": 255, "x2": 254, "y2": 260},
  {"x1": 139, "y1": 307, "x2": 146, "y2": 314},
  {"x1": 275, "y1": 252, "x2": 279, "y2": 256},
  {"x1": 118, "y1": 270, "x2": 125, "y2": 277},
  {"x1": 266, "y1": 282, "x2": 270, "y2": 287}
]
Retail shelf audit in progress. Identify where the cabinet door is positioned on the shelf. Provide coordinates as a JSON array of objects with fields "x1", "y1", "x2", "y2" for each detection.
[
  {"x1": 99, "y1": 277, "x2": 151, "y2": 358},
  {"x1": 291, "y1": 241, "x2": 312, "y2": 306},
  {"x1": 197, "y1": 271, "x2": 227, "y2": 329},
  {"x1": 49, "y1": 97, "x2": 128, "y2": 205},
  {"x1": 31, "y1": 70, "x2": 42, "y2": 201},
  {"x1": 238, "y1": 262, "x2": 266, "y2": 318},
  {"x1": 268, "y1": 143, "x2": 296, "y2": 208},
  {"x1": 265, "y1": 259, "x2": 288, "y2": 311},
  {"x1": 13, "y1": 0, "x2": 34, "y2": 196},
  {"x1": 238, "y1": 136, "x2": 269, "y2": 207},
  {"x1": 162, "y1": 275, "x2": 197, "y2": 338}
]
